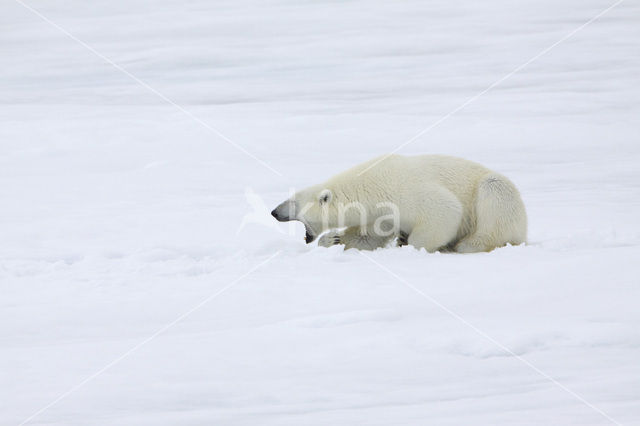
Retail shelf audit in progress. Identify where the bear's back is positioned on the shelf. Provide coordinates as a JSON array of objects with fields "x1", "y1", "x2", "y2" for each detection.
[
  {"x1": 346, "y1": 154, "x2": 490, "y2": 187},
  {"x1": 325, "y1": 154, "x2": 493, "y2": 210}
]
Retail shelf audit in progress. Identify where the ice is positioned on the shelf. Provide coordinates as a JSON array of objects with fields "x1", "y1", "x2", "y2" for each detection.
[{"x1": 2, "y1": 0, "x2": 639, "y2": 424}]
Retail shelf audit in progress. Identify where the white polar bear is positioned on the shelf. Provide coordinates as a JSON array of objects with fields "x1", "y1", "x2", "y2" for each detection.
[{"x1": 271, "y1": 154, "x2": 527, "y2": 253}]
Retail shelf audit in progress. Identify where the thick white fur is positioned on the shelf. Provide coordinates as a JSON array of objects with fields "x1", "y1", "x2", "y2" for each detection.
[{"x1": 294, "y1": 154, "x2": 527, "y2": 253}]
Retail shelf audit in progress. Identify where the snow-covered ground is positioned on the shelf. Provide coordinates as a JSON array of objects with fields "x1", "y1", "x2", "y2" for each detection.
[{"x1": 2, "y1": 0, "x2": 640, "y2": 424}]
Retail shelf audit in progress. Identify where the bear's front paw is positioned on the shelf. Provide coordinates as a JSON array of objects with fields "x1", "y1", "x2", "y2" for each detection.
[{"x1": 318, "y1": 232, "x2": 342, "y2": 247}]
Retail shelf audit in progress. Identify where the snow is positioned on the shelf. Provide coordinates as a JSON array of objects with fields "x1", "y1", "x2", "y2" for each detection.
[{"x1": 2, "y1": 0, "x2": 639, "y2": 424}]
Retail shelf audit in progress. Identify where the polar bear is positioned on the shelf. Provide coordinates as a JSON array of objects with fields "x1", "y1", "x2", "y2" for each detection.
[{"x1": 271, "y1": 154, "x2": 527, "y2": 253}]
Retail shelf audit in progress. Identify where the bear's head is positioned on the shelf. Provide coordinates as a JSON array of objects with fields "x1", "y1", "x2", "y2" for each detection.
[{"x1": 271, "y1": 184, "x2": 367, "y2": 243}]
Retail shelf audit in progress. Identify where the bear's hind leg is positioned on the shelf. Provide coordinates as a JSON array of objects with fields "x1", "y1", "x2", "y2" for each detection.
[
  {"x1": 455, "y1": 173, "x2": 527, "y2": 253},
  {"x1": 454, "y1": 236, "x2": 489, "y2": 253}
]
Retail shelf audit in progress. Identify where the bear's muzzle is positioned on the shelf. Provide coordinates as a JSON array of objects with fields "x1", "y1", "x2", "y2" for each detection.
[
  {"x1": 271, "y1": 200, "x2": 317, "y2": 243},
  {"x1": 271, "y1": 200, "x2": 295, "y2": 222},
  {"x1": 270, "y1": 208, "x2": 287, "y2": 222}
]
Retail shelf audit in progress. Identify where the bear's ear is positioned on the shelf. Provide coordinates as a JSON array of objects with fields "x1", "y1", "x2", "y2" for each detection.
[{"x1": 318, "y1": 189, "x2": 333, "y2": 205}]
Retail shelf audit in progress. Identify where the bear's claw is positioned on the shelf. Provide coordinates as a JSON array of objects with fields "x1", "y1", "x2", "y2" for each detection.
[
  {"x1": 397, "y1": 230, "x2": 409, "y2": 247},
  {"x1": 318, "y1": 232, "x2": 341, "y2": 247}
]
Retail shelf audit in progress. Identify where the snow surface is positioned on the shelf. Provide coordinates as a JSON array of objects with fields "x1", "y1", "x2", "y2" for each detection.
[{"x1": 2, "y1": 0, "x2": 640, "y2": 424}]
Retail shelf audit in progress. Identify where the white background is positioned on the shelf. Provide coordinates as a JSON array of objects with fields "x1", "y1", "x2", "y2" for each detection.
[{"x1": 2, "y1": 0, "x2": 639, "y2": 424}]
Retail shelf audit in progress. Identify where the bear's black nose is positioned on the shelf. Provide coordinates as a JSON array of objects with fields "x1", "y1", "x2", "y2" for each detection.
[{"x1": 271, "y1": 209, "x2": 279, "y2": 220}]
